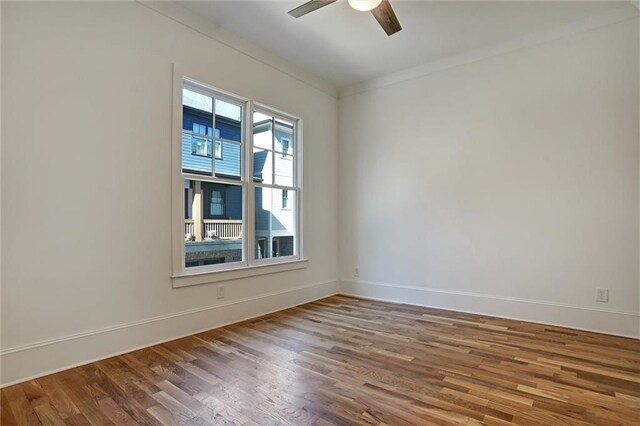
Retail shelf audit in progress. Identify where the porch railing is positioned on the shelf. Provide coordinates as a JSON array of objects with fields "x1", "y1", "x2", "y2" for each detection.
[
  {"x1": 204, "y1": 220, "x2": 242, "y2": 239},
  {"x1": 184, "y1": 219, "x2": 195, "y2": 238},
  {"x1": 185, "y1": 219, "x2": 242, "y2": 240}
]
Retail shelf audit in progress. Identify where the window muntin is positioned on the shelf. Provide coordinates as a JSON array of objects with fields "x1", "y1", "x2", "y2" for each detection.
[{"x1": 176, "y1": 77, "x2": 301, "y2": 277}]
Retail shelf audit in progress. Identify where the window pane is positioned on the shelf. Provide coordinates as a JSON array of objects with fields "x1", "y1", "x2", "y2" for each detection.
[
  {"x1": 253, "y1": 112, "x2": 273, "y2": 150},
  {"x1": 274, "y1": 153, "x2": 294, "y2": 187},
  {"x1": 183, "y1": 88, "x2": 212, "y2": 113},
  {"x1": 216, "y1": 99, "x2": 242, "y2": 124},
  {"x1": 254, "y1": 187, "x2": 296, "y2": 259},
  {"x1": 253, "y1": 148, "x2": 272, "y2": 184},
  {"x1": 184, "y1": 179, "x2": 243, "y2": 268},
  {"x1": 183, "y1": 88, "x2": 214, "y2": 174},
  {"x1": 184, "y1": 134, "x2": 212, "y2": 174}
]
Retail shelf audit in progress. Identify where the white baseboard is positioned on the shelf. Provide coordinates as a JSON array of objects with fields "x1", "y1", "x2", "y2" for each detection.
[
  {"x1": 340, "y1": 279, "x2": 640, "y2": 339},
  {"x1": 0, "y1": 279, "x2": 338, "y2": 388}
]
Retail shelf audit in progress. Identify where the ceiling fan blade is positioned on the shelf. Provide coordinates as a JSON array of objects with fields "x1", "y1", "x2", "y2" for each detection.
[
  {"x1": 288, "y1": 0, "x2": 338, "y2": 18},
  {"x1": 371, "y1": 0, "x2": 402, "y2": 36}
]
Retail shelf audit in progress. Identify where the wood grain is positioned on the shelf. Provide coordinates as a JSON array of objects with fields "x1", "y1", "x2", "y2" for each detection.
[
  {"x1": 2, "y1": 295, "x2": 639, "y2": 425},
  {"x1": 371, "y1": 0, "x2": 402, "y2": 36}
]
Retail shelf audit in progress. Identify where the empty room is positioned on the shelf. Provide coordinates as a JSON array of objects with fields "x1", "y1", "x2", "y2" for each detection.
[{"x1": 1, "y1": 0, "x2": 639, "y2": 424}]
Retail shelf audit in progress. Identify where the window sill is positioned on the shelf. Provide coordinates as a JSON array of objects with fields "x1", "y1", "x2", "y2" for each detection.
[{"x1": 172, "y1": 258, "x2": 308, "y2": 288}]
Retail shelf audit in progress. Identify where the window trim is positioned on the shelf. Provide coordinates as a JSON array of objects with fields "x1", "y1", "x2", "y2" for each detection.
[{"x1": 171, "y1": 65, "x2": 305, "y2": 287}]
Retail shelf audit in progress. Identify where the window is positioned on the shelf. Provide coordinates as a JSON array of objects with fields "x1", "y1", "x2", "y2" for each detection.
[
  {"x1": 210, "y1": 190, "x2": 225, "y2": 216},
  {"x1": 281, "y1": 137, "x2": 290, "y2": 157},
  {"x1": 253, "y1": 110, "x2": 298, "y2": 261},
  {"x1": 180, "y1": 84, "x2": 244, "y2": 271},
  {"x1": 256, "y1": 237, "x2": 267, "y2": 259},
  {"x1": 214, "y1": 140, "x2": 222, "y2": 160},
  {"x1": 191, "y1": 136, "x2": 210, "y2": 157},
  {"x1": 191, "y1": 125, "x2": 222, "y2": 160},
  {"x1": 192, "y1": 123, "x2": 212, "y2": 136},
  {"x1": 173, "y1": 73, "x2": 303, "y2": 283}
]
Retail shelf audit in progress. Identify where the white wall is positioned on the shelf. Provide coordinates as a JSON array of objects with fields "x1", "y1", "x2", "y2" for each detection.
[
  {"x1": 339, "y1": 18, "x2": 640, "y2": 337},
  {"x1": 0, "y1": 1, "x2": 338, "y2": 386}
]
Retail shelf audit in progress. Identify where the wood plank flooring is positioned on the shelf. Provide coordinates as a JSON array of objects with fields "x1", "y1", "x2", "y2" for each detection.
[{"x1": 2, "y1": 295, "x2": 639, "y2": 425}]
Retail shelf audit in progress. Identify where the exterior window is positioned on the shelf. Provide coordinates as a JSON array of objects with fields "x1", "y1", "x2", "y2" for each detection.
[
  {"x1": 174, "y1": 75, "x2": 302, "y2": 280},
  {"x1": 193, "y1": 123, "x2": 212, "y2": 136},
  {"x1": 214, "y1": 140, "x2": 222, "y2": 160},
  {"x1": 210, "y1": 190, "x2": 225, "y2": 216},
  {"x1": 191, "y1": 125, "x2": 222, "y2": 160},
  {"x1": 256, "y1": 237, "x2": 267, "y2": 259},
  {"x1": 191, "y1": 136, "x2": 210, "y2": 157},
  {"x1": 281, "y1": 137, "x2": 290, "y2": 157}
]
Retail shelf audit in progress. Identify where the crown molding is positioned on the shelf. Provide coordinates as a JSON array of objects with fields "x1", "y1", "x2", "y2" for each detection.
[
  {"x1": 339, "y1": 5, "x2": 639, "y2": 98},
  {"x1": 136, "y1": 1, "x2": 339, "y2": 99}
]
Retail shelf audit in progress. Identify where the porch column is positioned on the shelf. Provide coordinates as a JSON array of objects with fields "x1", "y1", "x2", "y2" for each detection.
[{"x1": 192, "y1": 180, "x2": 203, "y2": 241}]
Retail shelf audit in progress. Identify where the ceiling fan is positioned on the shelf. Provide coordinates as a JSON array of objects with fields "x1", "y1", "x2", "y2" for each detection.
[{"x1": 288, "y1": 0, "x2": 402, "y2": 36}]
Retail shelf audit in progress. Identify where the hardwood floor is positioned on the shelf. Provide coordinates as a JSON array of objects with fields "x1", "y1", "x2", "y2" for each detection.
[{"x1": 2, "y1": 295, "x2": 639, "y2": 425}]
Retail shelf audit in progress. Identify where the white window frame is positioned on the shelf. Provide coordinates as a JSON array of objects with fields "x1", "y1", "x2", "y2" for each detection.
[
  {"x1": 251, "y1": 103, "x2": 302, "y2": 266},
  {"x1": 171, "y1": 66, "x2": 306, "y2": 288}
]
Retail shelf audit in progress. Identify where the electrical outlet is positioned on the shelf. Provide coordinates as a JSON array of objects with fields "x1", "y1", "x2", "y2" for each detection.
[
  {"x1": 596, "y1": 288, "x2": 609, "y2": 303},
  {"x1": 217, "y1": 285, "x2": 225, "y2": 299},
  {"x1": 354, "y1": 267, "x2": 360, "y2": 278}
]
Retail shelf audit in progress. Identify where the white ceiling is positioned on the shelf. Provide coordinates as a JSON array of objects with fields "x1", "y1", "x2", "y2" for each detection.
[{"x1": 179, "y1": 1, "x2": 636, "y2": 88}]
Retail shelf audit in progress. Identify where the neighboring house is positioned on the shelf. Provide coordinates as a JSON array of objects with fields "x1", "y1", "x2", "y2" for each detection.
[{"x1": 182, "y1": 93, "x2": 295, "y2": 266}]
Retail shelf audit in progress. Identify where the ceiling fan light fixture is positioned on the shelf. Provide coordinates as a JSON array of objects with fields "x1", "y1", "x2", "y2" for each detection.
[{"x1": 348, "y1": 0, "x2": 382, "y2": 12}]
